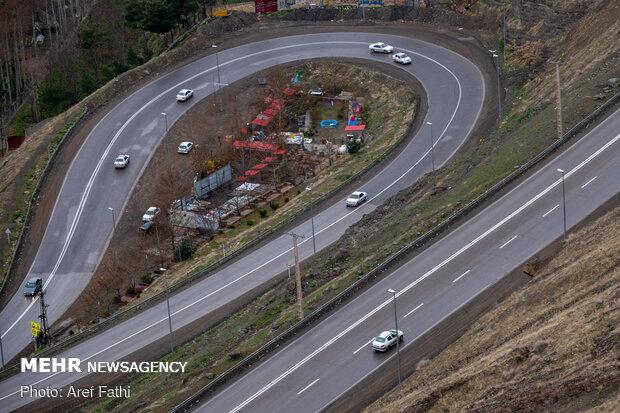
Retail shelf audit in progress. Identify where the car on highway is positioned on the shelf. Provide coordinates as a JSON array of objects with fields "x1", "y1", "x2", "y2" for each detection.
[
  {"x1": 177, "y1": 141, "x2": 194, "y2": 154},
  {"x1": 345, "y1": 191, "x2": 367, "y2": 207},
  {"x1": 142, "y1": 206, "x2": 160, "y2": 222},
  {"x1": 23, "y1": 277, "x2": 42, "y2": 297},
  {"x1": 393, "y1": 52, "x2": 412, "y2": 65},
  {"x1": 176, "y1": 89, "x2": 193, "y2": 101},
  {"x1": 113, "y1": 154, "x2": 130, "y2": 168},
  {"x1": 369, "y1": 42, "x2": 394, "y2": 53},
  {"x1": 372, "y1": 329, "x2": 403, "y2": 352}
]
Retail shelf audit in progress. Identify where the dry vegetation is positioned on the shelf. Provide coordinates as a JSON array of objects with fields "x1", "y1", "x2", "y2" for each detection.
[{"x1": 365, "y1": 207, "x2": 620, "y2": 413}]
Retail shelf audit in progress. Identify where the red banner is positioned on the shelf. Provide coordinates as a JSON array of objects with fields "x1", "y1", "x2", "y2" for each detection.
[{"x1": 255, "y1": 0, "x2": 277, "y2": 13}]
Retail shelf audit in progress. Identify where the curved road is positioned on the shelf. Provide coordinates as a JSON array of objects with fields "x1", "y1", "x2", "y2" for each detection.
[
  {"x1": 0, "y1": 32, "x2": 484, "y2": 411},
  {"x1": 195, "y1": 110, "x2": 620, "y2": 413}
]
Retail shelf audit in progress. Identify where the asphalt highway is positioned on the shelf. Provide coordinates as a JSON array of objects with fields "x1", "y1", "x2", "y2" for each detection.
[
  {"x1": 195, "y1": 108, "x2": 620, "y2": 413},
  {"x1": 0, "y1": 32, "x2": 484, "y2": 411}
]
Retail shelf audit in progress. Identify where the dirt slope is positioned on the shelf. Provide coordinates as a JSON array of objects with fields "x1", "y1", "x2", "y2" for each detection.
[{"x1": 365, "y1": 206, "x2": 620, "y2": 413}]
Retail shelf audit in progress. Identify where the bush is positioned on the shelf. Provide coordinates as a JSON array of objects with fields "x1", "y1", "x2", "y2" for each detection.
[
  {"x1": 246, "y1": 220, "x2": 255, "y2": 226},
  {"x1": 259, "y1": 209, "x2": 268, "y2": 218},
  {"x1": 141, "y1": 274, "x2": 153, "y2": 285},
  {"x1": 126, "y1": 285, "x2": 137, "y2": 295},
  {"x1": 284, "y1": 197, "x2": 290, "y2": 203},
  {"x1": 174, "y1": 240, "x2": 194, "y2": 261},
  {"x1": 269, "y1": 201, "x2": 279, "y2": 211}
]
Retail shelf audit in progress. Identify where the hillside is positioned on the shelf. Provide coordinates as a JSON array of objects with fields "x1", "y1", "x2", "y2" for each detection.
[{"x1": 365, "y1": 205, "x2": 619, "y2": 413}]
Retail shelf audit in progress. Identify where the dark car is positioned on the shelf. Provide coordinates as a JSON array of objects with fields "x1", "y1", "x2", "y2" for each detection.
[
  {"x1": 24, "y1": 277, "x2": 42, "y2": 297},
  {"x1": 140, "y1": 221, "x2": 154, "y2": 232}
]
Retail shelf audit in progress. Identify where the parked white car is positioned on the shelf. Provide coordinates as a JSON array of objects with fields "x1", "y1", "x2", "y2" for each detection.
[
  {"x1": 393, "y1": 52, "x2": 412, "y2": 65},
  {"x1": 142, "y1": 206, "x2": 160, "y2": 222},
  {"x1": 372, "y1": 330, "x2": 403, "y2": 352},
  {"x1": 345, "y1": 191, "x2": 367, "y2": 207},
  {"x1": 176, "y1": 89, "x2": 194, "y2": 101},
  {"x1": 114, "y1": 154, "x2": 130, "y2": 168},
  {"x1": 369, "y1": 42, "x2": 394, "y2": 53},
  {"x1": 177, "y1": 141, "x2": 194, "y2": 154}
]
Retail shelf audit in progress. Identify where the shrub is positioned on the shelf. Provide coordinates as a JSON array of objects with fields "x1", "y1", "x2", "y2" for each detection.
[
  {"x1": 174, "y1": 240, "x2": 194, "y2": 261},
  {"x1": 126, "y1": 285, "x2": 137, "y2": 295},
  {"x1": 269, "y1": 201, "x2": 279, "y2": 211},
  {"x1": 140, "y1": 274, "x2": 153, "y2": 285},
  {"x1": 284, "y1": 197, "x2": 290, "y2": 203},
  {"x1": 246, "y1": 220, "x2": 255, "y2": 226},
  {"x1": 259, "y1": 209, "x2": 268, "y2": 218}
]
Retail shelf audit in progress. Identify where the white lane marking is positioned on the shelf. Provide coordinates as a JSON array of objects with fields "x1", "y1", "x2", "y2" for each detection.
[
  {"x1": 581, "y1": 176, "x2": 598, "y2": 188},
  {"x1": 2, "y1": 39, "x2": 463, "y2": 340},
  {"x1": 499, "y1": 235, "x2": 518, "y2": 249},
  {"x1": 223, "y1": 133, "x2": 620, "y2": 413},
  {"x1": 403, "y1": 303, "x2": 424, "y2": 318},
  {"x1": 452, "y1": 270, "x2": 470, "y2": 283},
  {"x1": 353, "y1": 339, "x2": 374, "y2": 354},
  {"x1": 297, "y1": 378, "x2": 320, "y2": 395},
  {"x1": 542, "y1": 204, "x2": 560, "y2": 218}
]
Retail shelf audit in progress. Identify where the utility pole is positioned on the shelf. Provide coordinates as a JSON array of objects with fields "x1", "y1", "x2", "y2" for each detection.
[
  {"x1": 161, "y1": 112, "x2": 168, "y2": 132},
  {"x1": 426, "y1": 121, "x2": 435, "y2": 172},
  {"x1": 4, "y1": 228, "x2": 10, "y2": 244},
  {"x1": 491, "y1": 52, "x2": 502, "y2": 123},
  {"x1": 555, "y1": 62, "x2": 563, "y2": 138},
  {"x1": 288, "y1": 233, "x2": 304, "y2": 320},
  {"x1": 38, "y1": 290, "x2": 50, "y2": 347}
]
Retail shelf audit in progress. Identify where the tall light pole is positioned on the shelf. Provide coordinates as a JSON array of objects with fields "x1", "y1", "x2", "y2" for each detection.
[
  {"x1": 107, "y1": 207, "x2": 116, "y2": 230},
  {"x1": 387, "y1": 288, "x2": 402, "y2": 385},
  {"x1": 161, "y1": 112, "x2": 168, "y2": 132},
  {"x1": 161, "y1": 268, "x2": 174, "y2": 353},
  {"x1": 426, "y1": 121, "x2": 435, "y2": 172},
  {"x1": 306, "y1": 186, "x2": 316, "y2": 254},
  {"x1": 489, "y1": 50, "x2": 502, "y2": 123},
  {"x1": 0, "y1": 328, "x2": 5, "y2": 370},
  {"x1": 557, "y1": 168, "x2": 567, "y2": 240}
]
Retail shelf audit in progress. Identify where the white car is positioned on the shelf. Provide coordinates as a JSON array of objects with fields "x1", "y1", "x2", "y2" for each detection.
[
  {"x1": 142, "y1": 206, "x2": 160, "y2": 222},
  {"x1": 114, "y1": 154, "x2": 130, "y2": 168},
  {"x1": 345, "y1": 191, "x2": 367, "y2": 207},
  {"x1": 176, "y1": 89, "x2": 194, "y2": 101},
  {"x1": 369, "y1": 42, "x2": 394, "y2": 53},
  {"x1": 393, "y1": 52, "x2": 412, "y2": 65},
  {"x1": 177, "y1": 141, "x2": 194, "y2": 154},
  {"x1": 372, "y1": 330, "x2": 403, "y2": 352}
]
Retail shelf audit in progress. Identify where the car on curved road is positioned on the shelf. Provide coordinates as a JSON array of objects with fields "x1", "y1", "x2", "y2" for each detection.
[
  {"x1": 346, "y1": 191, "x2": 367, "y2": 207},
  {"x1": 113, "y1": 154, "x2": 130, "y2": 168},
  {"x1": 177, "y1": 141, "x2": 194, "y2": 154},
  {"x1": 393, "y1": 52, "x2": 412, "y2": 65},
  {"x1": 369, "y1": 42, "x2": 393, "y2": 53},
  {"x1": 372, "y1": 329, "x2": 403, "y2": 352},
  {"x1": 23, "y1": 277, "x2": 42, "y2": 297},
  {"x1": 176, "y1": 89, "x2": 194, "y2": 101}
]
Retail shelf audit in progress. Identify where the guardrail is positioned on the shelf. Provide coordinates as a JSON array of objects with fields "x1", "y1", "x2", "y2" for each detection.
[
  {"x1": 0, "y1": 108, "x2": 88, "y2": 299},
  {"x1": 170, "y1": 93, "x2": 620, "y2": 412},
  {"x1": 0, "y1": 93, "x2": 420, "y2": 377}
]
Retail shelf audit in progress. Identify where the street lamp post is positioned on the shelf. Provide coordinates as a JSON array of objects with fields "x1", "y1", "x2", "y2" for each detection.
[
  {"x1": 0, "y1": 328, "x2": 5, "y2": 370},
  {"x1": 387, "y1": 288, "x2": 402, "y2": 385},
  {"x1": 161, "y1": 268, "x2": 174, "y2": 353},
  {"x1": 426, "y1": 121, "x2": 435, "y2": 172},
  {"x1": 306, "y1": 187, "x2": 316, "y2": 254},
  {"x1": 489, "y1": 50, "x2": 502, "y2": 123},
  {"x1": 557, "y1": 168, "x2": 567, "y2": 240},
  {"x1": 161, "y1": 112, "x2": 168, "y2": 132}
]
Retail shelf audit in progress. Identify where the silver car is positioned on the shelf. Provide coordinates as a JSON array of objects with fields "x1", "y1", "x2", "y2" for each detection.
[
  {"x1": 372, "y1": 329, "x2": 403, "y2": 352},
  {"x1": 369, "y1": 42, "x2": 394, "y2": 53},
  {"x1": 114, "y1": 154, "x2": 130, "y2": 168},
  {"x1": 345, "y1": 191, "x2": 367, "y2": 207}
]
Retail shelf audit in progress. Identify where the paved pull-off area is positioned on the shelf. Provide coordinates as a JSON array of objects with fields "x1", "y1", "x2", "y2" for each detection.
[{"x1": 0, "y1": 32, "x2": 484, "y2": 411}]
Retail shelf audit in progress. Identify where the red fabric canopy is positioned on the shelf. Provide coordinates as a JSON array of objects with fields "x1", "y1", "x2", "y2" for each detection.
[
  {"x1": 253, "y1": 163, "x2": 268, "y2": 170},
  {"x1": 244, "y1": 170, "x2": 259, "y2": 176},
  {"x1": 345, "y1": 124, "x2": 366, "y2": 131}
]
